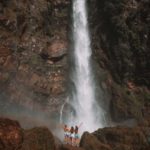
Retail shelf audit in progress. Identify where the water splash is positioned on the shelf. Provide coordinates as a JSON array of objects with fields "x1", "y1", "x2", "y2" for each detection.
[{"x1": 60, "y1": 102, "x2": 66, "y2": 124}]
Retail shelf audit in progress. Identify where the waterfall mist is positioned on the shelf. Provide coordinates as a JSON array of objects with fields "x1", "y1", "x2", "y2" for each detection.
[{"x1": 67, "y1": 0, "x2": 105, "y2": 132}]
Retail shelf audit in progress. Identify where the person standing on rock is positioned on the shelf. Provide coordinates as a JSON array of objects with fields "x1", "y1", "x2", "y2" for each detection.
[
  {"x1": 69, "y1": 126, "x2": 75, "y2": 145},
  {"x1": 66, "y1": 126, "x2": 70, "y2": 144},
  {"x1": 62, "y1": 124, "x2": 70, "y2": 144},
  {"x1": 74, "y1": 126, "x2": 79, "y2": 146},
  {"x1": 74, "y1": 123, "x2": 83, "y2": 147}
]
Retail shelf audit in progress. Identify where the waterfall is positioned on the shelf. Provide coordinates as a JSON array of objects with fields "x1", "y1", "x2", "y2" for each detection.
[{"x1": 69, "y1": 0, "x2": 104, "y2": 132}]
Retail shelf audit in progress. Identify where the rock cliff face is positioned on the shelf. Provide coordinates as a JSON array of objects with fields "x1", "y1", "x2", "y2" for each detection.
[
  {"x1": 88, "y1": 0, "x2": 150, "y2": 122},
  {"x1": 0, "y1": 0, "x2": 71, "y2": 119},
  {"x1": 0, "y1": 118, "x2": 56, "y2": 150},
  {"x1": 0, "y1": 0, "x2": 150, "y2": 137}
]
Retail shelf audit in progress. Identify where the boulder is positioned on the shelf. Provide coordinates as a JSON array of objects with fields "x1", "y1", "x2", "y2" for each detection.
[
  {"x1": 0, "y1": 0, "x2": 69, "y2": 116},
  {"x1": 47, "y1": 40, "x2": 67, "y2": 58},
  {"x1": 92, "y1": 126, "x2": 150, "y2": 150},
  {"x1": 0, "y1": 118, "x2": 23, "y2": 150},
  {"x1": 80, "y1": 132, "x2": 111, "y2": 150},
  {"x1": 0, "y1": 117, "x2": 58, "y2": 150},
  {"x1": 21, "y1": 127, "x2": 56, "y2": 150},
  {"x1": 79, "y1": 118, "x2": 150, "y2": 150}
]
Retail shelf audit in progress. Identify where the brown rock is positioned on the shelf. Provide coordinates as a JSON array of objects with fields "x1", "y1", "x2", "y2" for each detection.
[
  {"x1": 29, "y1": 73, "x2": 40, "y2": 86},
  {"x1": 93, "y1": 126, "x2": 150, "y2": 150},
  {"x1": 21, "y1": 127, "x2": 56, "y2": 150},
  {"x1": 47, "y1": 40, "x2": 67, "y2": 58},
  {"x1": 60, "y1": 144, "x2": 85, "y2": 150},
  {"x1": 3, "y1": 56, "x2": 17, "y2": 71},
  {"x1": 0, "y1": 0, "x2": 69, "y2": 116},
  {"x1": 79, "y1": 118, "x2": 150, "y2": 150},
  {"x1": 0, "y1": 46, "x2": 12, "y2": 67},
  {"x1": 0, "y1": 118, "x2": 59, "y2": 150},
  {"x1": 0, "y1": 118, "x2": 23, "y2": 150},
  {"x1": 0, "y1": 46, "x2": 12, "y2": 58},
  {"x1": 80, "y1": 132, "x2": 111, "y2": 150}
]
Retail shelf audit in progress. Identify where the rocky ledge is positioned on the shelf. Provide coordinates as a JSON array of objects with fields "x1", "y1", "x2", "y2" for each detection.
[
  {"x1": 0, "y1": 117, "x2": 150, "y2": 150},
  {"x1": 81, "y1": 117, "x2": 150, "y2": 150}
]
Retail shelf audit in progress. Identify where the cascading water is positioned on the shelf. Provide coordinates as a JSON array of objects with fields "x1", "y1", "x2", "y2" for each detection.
[{"x1": 69, "y1": 0, "x2": 105, "y2": 132}]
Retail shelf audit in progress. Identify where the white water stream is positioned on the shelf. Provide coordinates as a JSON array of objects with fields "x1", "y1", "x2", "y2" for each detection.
[{"x1": 69, "y1": 0, "x2": 104, "y2": 132}]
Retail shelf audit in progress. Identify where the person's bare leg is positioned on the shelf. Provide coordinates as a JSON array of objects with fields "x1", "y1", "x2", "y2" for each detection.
[{"x1": 77, "y1": 138, "x2": 80, "y2": 147}]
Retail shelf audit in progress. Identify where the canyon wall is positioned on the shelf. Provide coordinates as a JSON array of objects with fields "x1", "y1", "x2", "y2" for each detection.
[
  {"x1": 88, "y1": 0, "x2": 150, "y2": 122},
  {"x1": 0, "y1": 0, "x2": 150, "y2": 124},
  {"x1": 0, "y1": 0, "x2": 71, "y2": 120}
]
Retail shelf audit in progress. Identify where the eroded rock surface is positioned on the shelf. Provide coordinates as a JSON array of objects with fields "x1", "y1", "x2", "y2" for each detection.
[
  {"x1": 0, "y1": 117, "x2": 150, "y2": 150},
  {"x1": 21, "y1": 127, "x2": 56, "y2": 150},
  {"x1": 0, "y1": 0, "x2": 71, "y2": 117},
  {"x1": 88, "y1": 0, "x2": 150, "y2": 122},
  {"x1": 0, "y1": 118, "x2": 23, "y2": 150},
  {"x1": 80, "y1": 118, "x2": 150, "y2": 150}
]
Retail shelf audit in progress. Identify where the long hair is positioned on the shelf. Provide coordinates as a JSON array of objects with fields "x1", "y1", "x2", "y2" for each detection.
[
  {"x1": 75, "y1": 126, "x2": 78, "y2": 134},
  {"x1": 70, "y1": 126, "x2": 74, "y2": 133}
]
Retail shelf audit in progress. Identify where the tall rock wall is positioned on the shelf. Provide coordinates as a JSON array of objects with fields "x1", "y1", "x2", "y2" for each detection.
[
  {"x1": 0, "y1": 0, "x2": 71, "y2": 119},
  {"x1": 0, "y1": 0, "x2": 150, "y2": 125},
  {"x1": 88, "y1": 0, "x2": 150, "y2": 122}
]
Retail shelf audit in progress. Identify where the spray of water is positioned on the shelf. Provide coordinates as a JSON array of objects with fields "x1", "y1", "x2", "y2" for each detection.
[{"x1": 68, "y1": 0, "x2": 104, "y2": 132}]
